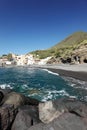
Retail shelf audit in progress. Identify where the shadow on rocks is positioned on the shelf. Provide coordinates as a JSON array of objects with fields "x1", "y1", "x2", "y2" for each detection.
[
  {"x1": 11, "y1": 105, "x2": 41, "y2": 130},
  {"x1": 0, "y1": 104, "x2": 18, "y2": 130},
  {"x1": 1, "y1": 92, "x2": 39, "y2": 108}
]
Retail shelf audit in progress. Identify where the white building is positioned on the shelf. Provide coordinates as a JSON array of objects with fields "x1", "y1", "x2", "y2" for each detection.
[
  {"x1": 15, "y1": 55, "x2": 27, "y2": 66},
  {"x1": 38, "y1": 57, "x2": 52, "y2": 65},
  {"x1": 14, "y1": 54, "x2": 35, "y2": 66},
  {"x1": 5, "y1": 61, "x2": 12, "y2": 65},
  {"x1": 27, "y1": 54, "x2": 35, "y2": 65}
]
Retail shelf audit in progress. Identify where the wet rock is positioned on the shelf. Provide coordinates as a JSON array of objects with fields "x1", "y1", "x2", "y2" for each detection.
[
  {"x1": 0, "y1": 104, "x2": 18, "y2": 130},
  {"x1": 12, "y1": 105, "x2": 40, "y2": 130},
  {"x1": 0, "y1": 91, "x2": 4, "y2": 103},
  {"x1": 0, "y1": 88, "x2": 12, "y2": 96},
  {"x1": 25, "y1": 96, "x2": 39, "y2": 106}
]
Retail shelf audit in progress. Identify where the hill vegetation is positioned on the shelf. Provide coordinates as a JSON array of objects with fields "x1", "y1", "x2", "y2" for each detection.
[{"x1": 30, "y1": 31, "x2": 87, "y2": 63}]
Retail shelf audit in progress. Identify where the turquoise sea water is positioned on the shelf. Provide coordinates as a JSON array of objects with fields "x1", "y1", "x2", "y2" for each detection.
[{"x1": 0, "y1": 67, "x2": 87, "y2": 102}]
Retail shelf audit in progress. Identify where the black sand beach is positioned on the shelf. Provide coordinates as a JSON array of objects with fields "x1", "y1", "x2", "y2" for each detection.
[{"x1": 47, "y1": 68, "x2": 87, "y2": 82}]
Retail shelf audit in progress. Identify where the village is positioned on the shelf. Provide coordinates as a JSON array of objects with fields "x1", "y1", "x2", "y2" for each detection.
[{"x1": 0, "y1": 53, "x2": 51, "y2": 67}]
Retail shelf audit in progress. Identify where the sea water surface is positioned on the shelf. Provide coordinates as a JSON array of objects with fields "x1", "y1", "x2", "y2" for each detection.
[{"x1": 0, "y1": 67, "x2": 87, "y2": 102}]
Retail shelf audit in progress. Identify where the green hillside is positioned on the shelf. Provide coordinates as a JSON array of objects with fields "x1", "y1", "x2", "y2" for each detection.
[
  {"x1": 30, "y1": 31, "x2": 87, "y2": 59},
  {"x1": 52, "y1": 31, "x2": 87, "y2": 48}
]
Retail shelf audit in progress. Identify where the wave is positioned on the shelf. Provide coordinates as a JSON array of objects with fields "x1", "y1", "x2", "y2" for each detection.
[
  {"x1": 63, "y1": 76, "x2": 87, "y2": 90},
  {"x1": 42, "y1": 69, "x2": 59, "y2": 76},
  {"x1": 0, "y1": 84, "x2": 13, "y2": 89},
  {"x1": 41, "y1": 89, "x2": 77, "y2": 102},
  {"x1": 27, "y1": 88, "x2": 76, "y2": 102}
]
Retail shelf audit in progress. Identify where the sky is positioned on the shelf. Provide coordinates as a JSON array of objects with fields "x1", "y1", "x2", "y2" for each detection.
[{"x1": 0, "y1": 0, "x2": 87, "y2": 55}]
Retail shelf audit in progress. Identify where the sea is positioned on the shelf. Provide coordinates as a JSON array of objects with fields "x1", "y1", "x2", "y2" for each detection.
[{"x1": 0, "y1": 67, "x2": 87, "y2": 102}]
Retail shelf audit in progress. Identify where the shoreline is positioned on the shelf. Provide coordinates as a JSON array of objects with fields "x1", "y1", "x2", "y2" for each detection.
[
  {"x1": 0, "y1": 63, "x2": 87, "y2": 82},
  {"x1": 47, "y1": 68, "x2": 87, "y2": 82},
  {"x1": 38, "y1": 63, "x2": 87, "y2": 82}
]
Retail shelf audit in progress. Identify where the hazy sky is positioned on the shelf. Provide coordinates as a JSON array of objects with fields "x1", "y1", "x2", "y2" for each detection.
[{"x1": 0, "y1": 0, "x2": 87, "y2": 55}]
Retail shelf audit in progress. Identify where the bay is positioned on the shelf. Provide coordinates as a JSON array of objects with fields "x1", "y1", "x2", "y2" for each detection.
[{"x1": 0, "y1": 67, "x2": 87, "y2": 102}]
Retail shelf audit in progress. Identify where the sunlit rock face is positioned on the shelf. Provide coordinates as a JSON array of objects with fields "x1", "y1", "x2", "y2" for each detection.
[{"x1": 39, "y1": 100, "x2": 64, "y2": 124}]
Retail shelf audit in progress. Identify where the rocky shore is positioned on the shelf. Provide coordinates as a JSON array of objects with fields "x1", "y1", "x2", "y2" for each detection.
[{"x1": 0, "y1": 89, "x2": 87, "y2": 130}]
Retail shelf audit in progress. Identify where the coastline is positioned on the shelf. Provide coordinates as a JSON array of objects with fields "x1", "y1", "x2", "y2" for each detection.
[
  {"x1": 39, "y1": 63, "x2": 87, "y2": 82},
  {"x1": 0, "y1": 63, "x2": 87, "y2": 82},
  {"x1": 47, "y1": 68, "x2": 87, "y2": 82},
  {"x1": 0, "y1": 65, "x2": 87, "y2": 129}
]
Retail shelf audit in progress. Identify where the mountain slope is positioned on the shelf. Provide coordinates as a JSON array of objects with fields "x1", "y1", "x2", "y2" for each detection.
[
  {"x1": 30, "y1": 31, "x2": 87, "y2": 63},
  {"x1": 51, "y1": 31, "x2": 87, "y2": 49}
]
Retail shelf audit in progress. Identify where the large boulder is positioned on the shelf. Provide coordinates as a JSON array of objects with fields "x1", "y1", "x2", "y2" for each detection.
[
  {"x1": 1, "y1": 92, "x2": 39, "y2": 108},
  {"x1": 1, "y1": 92, "x2": 26, "y2": 108},
  {"x1": 18, "y1": 105, "x2": 40, "y2": 125},
  {"x1": 12, "y1": 105, "x2": 40, "y2": 130},
  {"x1": 39, "y1": 98, "x2": 87, "y2": 124},
  {"x1": 53, "y1": 98, "x2": 87, "y2": 117},
  {"x1": 0, "y1": 88, "x2": 12, "y2": 104},
  {"x1": 0, "y1": 104, "x2": 18, "y2": 130},
  {"x1": 11, "y1": 110, "x2": 32, "y2": 130},
  {"x1": 28, "y1": 113, "x2": 87, "y2": 130},
  {"x1": 0, "y1": 88, "x2": 12, "y2": 96},
  {"x1": 25, "y1": 96, "x2": 39, "y2": 106},
  {"x1": 39, "y1": 100, "x2": 65, "y2": 124}
]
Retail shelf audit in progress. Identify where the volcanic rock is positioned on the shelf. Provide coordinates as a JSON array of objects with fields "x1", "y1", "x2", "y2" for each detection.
[
  {"x1": 28, "y1": 113, "x2": 87, "y2": 130},
  {"x1": 39, "y1": 100, "x2": 65, "y2": 124},
  {"x1": 1, "y1": 92, "x2": 39, "y2": 108},
  {"x1": 0, "y1": 104, "x2": 18, "y2": 130},
  {"x1": 12, "y1": 105, "x2": 40, "y2": 130}
]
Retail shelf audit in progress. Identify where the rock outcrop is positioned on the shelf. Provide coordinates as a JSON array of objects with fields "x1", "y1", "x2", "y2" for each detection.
[
  {"x1": 39, "y1": 98, "x2": 87, "y2": 124},
  {"x1": 1, "y1": 92, "x2": 39, "y2": 108},
  {"x1": 0, "y1": 89, "x2": 87, "y2": 130},
  {"x1": 39, "y1": 100, "x2": 65, "y2": 123},
  {"x1": 28, "y1": 113, "x2": 87, "y2": 130},
  {"x1": 0, "y1": 104, "x2": 18, "y2": 130},
  {"x1": 12, "y1": 105, "x2": 40, "y2": 130}
]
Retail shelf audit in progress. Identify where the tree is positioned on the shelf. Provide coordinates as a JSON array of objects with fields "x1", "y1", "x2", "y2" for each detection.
[{"x1": 7, "y1": 53, "x2": 13, "y2": 61}]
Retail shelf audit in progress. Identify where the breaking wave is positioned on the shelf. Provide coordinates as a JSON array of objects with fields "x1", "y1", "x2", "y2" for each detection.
[
  {"x1": 0, "y1": 84, "x2": 13, "y2": 89},
  {"x1": 42, "y1": 69, "x2": 59, "y2": 76}
]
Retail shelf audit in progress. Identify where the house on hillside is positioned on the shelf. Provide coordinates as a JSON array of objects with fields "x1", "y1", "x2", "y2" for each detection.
[
  {"x1": 14, "y1": 54, "x2": 35, "y2": 66},
  {"x1": 27, "y1": 54, "x2": 35, "y2": 65},
  {"x1": 15, "y1": 55, "x2": 26, "y2": 66}
]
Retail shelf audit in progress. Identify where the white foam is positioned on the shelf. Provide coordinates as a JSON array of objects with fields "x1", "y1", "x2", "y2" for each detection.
[
  {"x1": 70, "y1": 83, "x2": 76, "y2": 87},
  {"x1": 22, "y1": 84, "x2": 29, "y2": 89},
  {"x1": 0, "y1": 84, "x2": 13, "y2": 89},
  {"x1": 41, "y1": 89, "x2": 70, "y2": 102},
  {"x1": 56, "y1": 90, "x2": 70, "y2": 96},
  {"x1": 63, "y1": 76, "x2": 87, "y2": 90},
  {"x1": 69, "y1": 96, "x2": 77, "y2": 99},
  {"x1": 42, "y1": 69, "x2": 59, "y2": 76}
]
